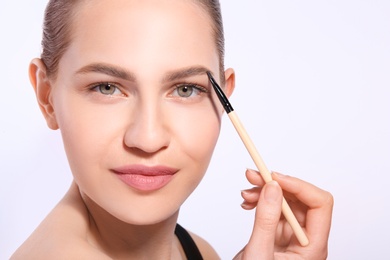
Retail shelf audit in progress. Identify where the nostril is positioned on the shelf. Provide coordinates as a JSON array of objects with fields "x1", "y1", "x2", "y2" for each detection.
[
  {"x1": 123, "y1": 101, "x2": 170, "y2": 154},
  {"x1": 124, "y1": 145, "x2": 168, "y2": 158},
  {"x1": 123, "y1": 122, "x2": 170, "y2": 154}
]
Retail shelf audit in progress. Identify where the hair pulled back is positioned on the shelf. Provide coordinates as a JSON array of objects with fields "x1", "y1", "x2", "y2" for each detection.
[{"x1": 41, "y1": 0, "x2": 225, "y2": 81}]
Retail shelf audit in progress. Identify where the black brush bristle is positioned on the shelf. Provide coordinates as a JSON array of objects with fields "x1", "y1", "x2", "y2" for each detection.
[{"x1": 206, "y1": 72, "x2": 234, "y2": 113}]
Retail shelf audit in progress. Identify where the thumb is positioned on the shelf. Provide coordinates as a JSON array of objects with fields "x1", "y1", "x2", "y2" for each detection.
[{"x1": 245, "y1": 181, "x2": 283, "y2": 258}]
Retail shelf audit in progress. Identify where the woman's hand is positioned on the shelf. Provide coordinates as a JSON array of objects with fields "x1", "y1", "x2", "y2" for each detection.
[{"x1": 234, "y1": 169, "x2": 333, "y2": 260}]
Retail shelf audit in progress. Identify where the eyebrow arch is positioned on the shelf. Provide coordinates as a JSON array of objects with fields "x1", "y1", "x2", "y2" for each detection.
[
  {"x1": 75, "y1": 63, "x2": 136, "y2": 82},
  {"x1": 75, "y1": 63, "x2": 210, "y2": 83},
  {"x1": 162, "y1": 66, "x2": 210, "y2": 83}
]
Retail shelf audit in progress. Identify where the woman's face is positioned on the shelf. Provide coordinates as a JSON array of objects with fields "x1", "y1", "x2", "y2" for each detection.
[{"x1": 44, "y1": 0, "x2": 232, "y2": 224}]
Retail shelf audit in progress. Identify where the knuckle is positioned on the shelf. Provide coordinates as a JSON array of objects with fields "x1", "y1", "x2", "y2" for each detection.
[
  {"x1": 322, "y1": 191, "x2": 334, "y2": 208},
  {"x1": 256, "y1": 212, "x2": 279, "y2": 232}
]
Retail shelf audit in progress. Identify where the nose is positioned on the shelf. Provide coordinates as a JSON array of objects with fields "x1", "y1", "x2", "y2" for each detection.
[{"x1": 123, "y1": 100, "x2": 170, "y2": 154}]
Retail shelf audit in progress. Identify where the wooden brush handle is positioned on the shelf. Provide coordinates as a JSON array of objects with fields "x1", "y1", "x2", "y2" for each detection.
[{"x1": 228, "y1": 111, "x2": 309, "y2": 247}]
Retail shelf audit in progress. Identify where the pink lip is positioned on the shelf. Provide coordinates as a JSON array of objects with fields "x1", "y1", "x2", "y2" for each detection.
[{"x1": 112, "y1": 165, "x2": 178, "y2": 192}]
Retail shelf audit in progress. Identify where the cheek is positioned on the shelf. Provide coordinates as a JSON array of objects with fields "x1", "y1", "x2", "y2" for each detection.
[
  {"x1": 54, "y1": 95, "x2": 124, "y2": 177},
  {"x1": 169, "y1": 104, "x2": 221, "y2": 167},
  {"x1": 163, "y1": 103, "x2": 221, "y2": 209}
]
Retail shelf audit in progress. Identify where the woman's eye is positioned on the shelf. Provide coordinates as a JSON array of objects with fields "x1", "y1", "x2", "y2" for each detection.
[
  {"x1": 172, "y1": 84, "x2": 207, "y2": 98},
  {"x1": 92, "y1": 83, "x2": 122, "y2": 96}
]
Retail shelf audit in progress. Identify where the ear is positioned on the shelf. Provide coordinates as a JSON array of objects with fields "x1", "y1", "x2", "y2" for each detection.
[
  {"x1": 224, "y1": 68, "x2": 235, "y2": 98},
  {"x1": 29, "y1": 58, "x2": 59, "y2": 130}
]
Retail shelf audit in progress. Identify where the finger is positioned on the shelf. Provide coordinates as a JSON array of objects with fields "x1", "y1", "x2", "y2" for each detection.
[
  {"x1": 272, "y1": 172, "x2": 328, "y2": 207},
  {"x1": 245, "y1": 168, "x2": 266, "y2": 186},
  {"x1": 241, "y1": 187, "x2": 262, "y2": 210},
  {"x1": 272, "y1": 172, "x2": 333, "y2": 217},
  {"x1": 272, "y1": 172, "x2": 333, "y2": 250},
  {"x1": 244, "y1": 181, "x2": 283, "y2": 258},
  {"x1": 241, "y1": 201, "x2": 257, "y2": 210},
  {"x1": 241, "y1": 187, "x2": 261, "y2": 203}
]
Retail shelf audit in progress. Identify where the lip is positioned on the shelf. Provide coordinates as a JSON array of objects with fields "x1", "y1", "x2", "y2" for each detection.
[{"x1": 112, "y1": 165, "x2": 178, "y2": 192}]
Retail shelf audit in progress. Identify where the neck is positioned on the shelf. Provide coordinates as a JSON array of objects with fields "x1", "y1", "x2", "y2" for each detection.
[{"x1": 76, "y1": 184, "x2": 182, "y2": 259}]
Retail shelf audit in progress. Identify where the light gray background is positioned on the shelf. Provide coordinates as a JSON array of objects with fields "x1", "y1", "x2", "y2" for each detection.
[{"x1": 1, "y1": 1, "x2": 389, "y2": 259}]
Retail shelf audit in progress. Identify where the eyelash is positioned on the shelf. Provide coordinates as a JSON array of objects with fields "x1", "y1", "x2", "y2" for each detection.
[
  {"x1": 88, "y1": 82, "x2": 209, "y2": 99},
  {"x1": 170, "y1": 83, "x2": 209, "y2": 99},
  {"x1": 89, "y1": 82, "x2": 125, "y2": 96}
]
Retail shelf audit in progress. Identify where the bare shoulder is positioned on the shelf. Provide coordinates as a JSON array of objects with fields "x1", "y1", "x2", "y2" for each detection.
[
  {"x1": 11, "y1": 237, "x2": 108, "y2": 260},
  {"x1": 11, "y1": 183, "x2": 107, "y2": 259},
  {"x1": 189, "y1": 231, "x2": 220, "y2": 260}
]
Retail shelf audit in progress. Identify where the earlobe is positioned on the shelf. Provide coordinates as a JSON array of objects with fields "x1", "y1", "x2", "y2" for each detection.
[
  {"x1": 224, "y1": 68, "x2": 235, "y2": 99},
  {"x1": 29, "y1": 58, "x2": 59, "y2": 130}
]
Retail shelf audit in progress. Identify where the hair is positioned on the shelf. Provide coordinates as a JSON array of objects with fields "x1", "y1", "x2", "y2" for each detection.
[{"x1": 41, "y1": 0, "x2": 225, "y2": 82}]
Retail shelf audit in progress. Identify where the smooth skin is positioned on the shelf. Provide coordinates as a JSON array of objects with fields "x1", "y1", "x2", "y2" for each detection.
[
  {"x1": 13, "y1": 1, "x2": 228, "y2": 259},
  {"x1": 11, "y1": 0, "x2": 333, "y2": 259}
]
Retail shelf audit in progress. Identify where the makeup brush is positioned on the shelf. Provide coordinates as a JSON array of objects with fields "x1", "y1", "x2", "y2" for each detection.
[{"x1": 207, "y1": 72, "x2": 309, "y2": 247}]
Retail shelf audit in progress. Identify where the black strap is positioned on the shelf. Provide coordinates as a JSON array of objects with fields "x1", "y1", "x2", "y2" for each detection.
[{"x1": 175, "y1": 224, "x2": 203, "y2": 260}]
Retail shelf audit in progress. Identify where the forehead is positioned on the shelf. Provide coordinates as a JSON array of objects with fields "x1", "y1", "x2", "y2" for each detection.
[{"x1": 60, "y1": 0, "x2": 218, "y2": 75}]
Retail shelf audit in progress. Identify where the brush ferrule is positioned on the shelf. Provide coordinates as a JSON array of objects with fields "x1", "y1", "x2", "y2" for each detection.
[{"x1": 207, "y1": 72, "x2": 234, "y2": 113}]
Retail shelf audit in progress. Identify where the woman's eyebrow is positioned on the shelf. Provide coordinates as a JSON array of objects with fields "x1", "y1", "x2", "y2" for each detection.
[
  {"x1": 75, "y1": 63, "x2": 136, "y2": 82},
  {"x1": 75, "y1": 63, "x2": 209, "y2": 83},
  {"x1": 162, "y1": 66, "x2": 210, "y2": 83}
]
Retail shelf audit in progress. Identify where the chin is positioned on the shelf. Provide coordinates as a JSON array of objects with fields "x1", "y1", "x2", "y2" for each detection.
[{"x1": 108, "y1": 200, "x2": 181, "y2": 226}]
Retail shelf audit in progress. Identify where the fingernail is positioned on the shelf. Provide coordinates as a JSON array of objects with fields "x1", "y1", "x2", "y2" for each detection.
[
  {"x1": 264, "y1": 181, "x2": 280, "y2": 202},
  {"x1": 246, "y1": 168, "x2": 258, "y2": 174},
  {"x1": 241, "y1": 201, "x2": 251, "y2": 209},
  {"x1": 241, "y1": 190, "x2": 250, "y2": 196}
]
